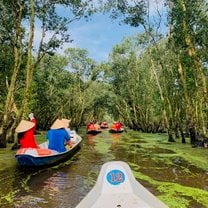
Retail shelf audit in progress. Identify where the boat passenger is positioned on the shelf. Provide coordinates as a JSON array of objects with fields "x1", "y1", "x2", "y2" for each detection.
[
  {"x1": 87, "y1": 122, "x2": 94, "y2": 130},
  {"x1": 15, "y1": 119, "x2": 39, "y2": 148},
  {"x1": 94, "y1": 123, "x2": 100, "y2": 130},
  {"x1": 115, "y1": 121, "x2": 122, "y2": 131},
  {"x1": 46, "y1": 119, "x2": 71, "y2": 153},
  {"x1": 110, "y1": 122, "x2": 116, "y2": 130},
  {"x1": 101, "y1": 121, "x2": 108, "y2": 128}
]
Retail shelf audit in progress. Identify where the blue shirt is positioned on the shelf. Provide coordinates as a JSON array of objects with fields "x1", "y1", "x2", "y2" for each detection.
[{"x1": 46, "y1": 129, "x2": 70, "y2": 152}]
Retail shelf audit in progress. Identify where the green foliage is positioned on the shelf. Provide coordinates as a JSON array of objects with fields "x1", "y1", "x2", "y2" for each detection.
[
  {"x1": 33, "y1": 55, "x2": 74, "y2": 128},
  {"x1": 0, "y1": 1, "x2": 16, "y2": 114},
  {"x1": 102, "y1": 0, "x2": 146, "y2": 26},
  {"x1": 32, "y1": 49, "x2": 111, "y2": 129},
  {"x1": 106, "y1": 34, "x2": 165, "y2": 131},
  {"x1": 0, "y1": 0, "x2": 96, "y2": 128},
  {"x1": 167, "y1": 0, "x2": 208, "y2": 136}
]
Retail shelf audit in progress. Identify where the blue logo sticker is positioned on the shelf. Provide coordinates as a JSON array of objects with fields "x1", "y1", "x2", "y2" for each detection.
[{"x1": 106, "y1": 169, "x2": 125, "y2": 185}]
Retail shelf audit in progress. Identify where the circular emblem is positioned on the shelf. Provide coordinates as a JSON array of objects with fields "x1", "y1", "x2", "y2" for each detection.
[{"x1": 106, "y1": 169, "x2": 125, "y2": 185}]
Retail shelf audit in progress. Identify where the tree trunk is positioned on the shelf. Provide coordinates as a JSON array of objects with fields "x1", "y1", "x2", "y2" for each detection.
[
  {"x1": 7, "y1": 128, "x2": 16, "y2": 144},
  {"x1": 20, "y1": 0, "x2": 35, "y2": 119},
  {"x1": 180, "y1": 0, "x2": 207, "y2": 100},
  {"x1": 0, "y1": 130, "x2": 7, "y2": 147},
  {"x1": 179, "y1": 127, "x2": 186, "y2": 143},
  {"x1": 0, "y1": 1, "x2": 24, "y2": 147},
  {"x1": 168, "y1": 128, "x2": 175, "y2": 142},
  {"x1": 189, "y1": 126, "x2": 197, "y2": 145},
  {"x1": 174, "y1": 127, "x2": 180, "y2": 139},
  {"x1": 179, "y1": 0, "x2": 207, "y2": 136}
]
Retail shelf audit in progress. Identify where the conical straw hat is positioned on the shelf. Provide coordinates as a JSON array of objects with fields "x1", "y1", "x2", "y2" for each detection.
[
  {"x1": 61, "y1": 118, "x2": 71, "y2": 128},
  {"x1": 15, "y1": 120, "x2": 35, "y2": 133},
  {"x1": 50, "y1": 119, "x2": 65, "y2": 129}
]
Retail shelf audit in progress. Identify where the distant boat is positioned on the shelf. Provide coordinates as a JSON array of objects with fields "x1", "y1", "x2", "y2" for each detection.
[
  {"x1": 87, "y1": 123, "x2": 102, "y2": 135},
  {"x1": 100, "y1": 122, "x2": 108, "y2": 129},
  {"x1": 109, "y1": 122, "x2": 124, "y2": 133},
  {"x1": 75, "y1": 161, "x2": 168, "y2": 208},
  {"x1": 15, "y1": 134, "x2": 82, "y2": 167}
]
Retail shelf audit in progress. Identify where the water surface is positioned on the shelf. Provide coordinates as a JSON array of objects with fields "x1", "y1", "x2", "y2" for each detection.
[{"x1": 0, "y1": 129, "x2": 207, "y2": 208}]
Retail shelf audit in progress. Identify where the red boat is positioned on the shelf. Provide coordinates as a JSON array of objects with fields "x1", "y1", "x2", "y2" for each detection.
[
  {"x1": 87, "y1": 122, "x2": 102, "y2": 135},
  {"x1": 109, "y1": 122, "x2": 124, "y2": 133}
]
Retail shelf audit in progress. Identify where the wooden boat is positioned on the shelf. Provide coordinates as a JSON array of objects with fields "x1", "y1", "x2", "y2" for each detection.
[
  {"x1": 75, "y1": 161, "x2": 168, "y2": 208},
  {"x1": 15, "y1": 134, "x2": 82, "y2": 167}
]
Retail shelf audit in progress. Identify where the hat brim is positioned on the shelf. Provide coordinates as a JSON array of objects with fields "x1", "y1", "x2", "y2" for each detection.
[
  {"x1": 51, "y1": 119, "x2": 65, "y2": 129},
  {"x1": 61, "y1": 118, "x2": 71, "y2": 128},
  {"x1": 15, "y1": 120, "x2": 35, "y2": 133}
]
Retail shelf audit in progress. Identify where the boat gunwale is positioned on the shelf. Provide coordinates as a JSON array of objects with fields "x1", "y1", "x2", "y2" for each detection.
[{"x1": 15, "y1": 135, "x2": 82, "y2": 167}]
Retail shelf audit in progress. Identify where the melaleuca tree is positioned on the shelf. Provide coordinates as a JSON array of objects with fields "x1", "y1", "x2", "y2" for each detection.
[
  {"x1": 167, "y1": 0, "x2": 208, "y2": 143},
  {"x1": 0, "y1": 0, "x2": 94, "y2": 147}
]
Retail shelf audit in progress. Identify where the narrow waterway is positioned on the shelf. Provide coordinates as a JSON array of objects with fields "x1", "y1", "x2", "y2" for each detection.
[{"x1": 0, "y1": 129, "x2": 207, "y2": 208}]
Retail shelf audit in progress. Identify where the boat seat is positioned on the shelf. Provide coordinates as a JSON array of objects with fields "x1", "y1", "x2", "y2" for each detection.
[
  {"x1": 36, "y1": 148, "x2": 54, "y2": 156},
  {"x1": 39, "y1": 141, "x2": 49, "y2": 148},
  {"x1": 17, "y1": 147, "x2": 57, "y2": 156}
]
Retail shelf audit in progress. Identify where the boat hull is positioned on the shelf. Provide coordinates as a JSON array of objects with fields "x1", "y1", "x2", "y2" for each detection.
[
  {"x1": 100, "y1": 126, "x2": 108, "y2": 129},
  {"x1": 87, "y1": 130, "x2": 102, "y2": 135},
  {"x1": 15, "y1": 136, "x2": 82, "y2": 167},
  {"x1": 109, "y1": 129, "x2": 124, "y2": 133}
]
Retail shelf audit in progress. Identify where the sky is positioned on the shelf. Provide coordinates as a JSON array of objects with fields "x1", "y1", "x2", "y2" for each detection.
[
  {"x1": 68, "y1": 13, "x2": 140, "y2": 63},
  {"x1": 34, "y1": 0, "x2": 167, "y2": 63},
  {"x1": 65, "y1": 0, "x2": 167, "y2": 63}
]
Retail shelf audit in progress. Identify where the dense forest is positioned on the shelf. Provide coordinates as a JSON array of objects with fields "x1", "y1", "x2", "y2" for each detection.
[{"x1": 0, "y1": 0, "x2": 208, "y2": 148}]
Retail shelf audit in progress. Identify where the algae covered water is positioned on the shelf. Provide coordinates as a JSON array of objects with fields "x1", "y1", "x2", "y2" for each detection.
[{"x1": 0, "y1": 129, "x2": 207, "y2": 208}]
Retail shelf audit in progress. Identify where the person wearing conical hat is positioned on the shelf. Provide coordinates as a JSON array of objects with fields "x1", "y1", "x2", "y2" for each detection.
[
  {"x1": 46, "y1": 119, "x2": 71, "y2": 153},
  {"x1": 115, "y1": 121, "x2": 122, "y2": 131},
  {"x1": 87, "y1": 121, "x2": 94, "y2": 131},
  {"x1": 15, "y1": 118, "x2": 39, "y2": 148}
]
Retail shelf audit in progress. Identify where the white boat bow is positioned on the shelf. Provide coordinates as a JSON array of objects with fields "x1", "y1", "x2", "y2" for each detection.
[{"x1": 76, "y1": 161, "x2": 168, "y2": 208}]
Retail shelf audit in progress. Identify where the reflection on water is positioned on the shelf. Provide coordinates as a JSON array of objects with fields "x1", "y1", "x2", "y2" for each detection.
[
  {"x1": 110, "y1": 133, "x2": 120, "y2": 140},
  {"x1": 42, "y1": 172, "x2": 68, "y2": 196},
  {"x1": 0, "y1": 129, "x2": 208, "y2": 208},
  {"x1": 86, "y1": 134, "x2": 96, "y2": 145}
]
